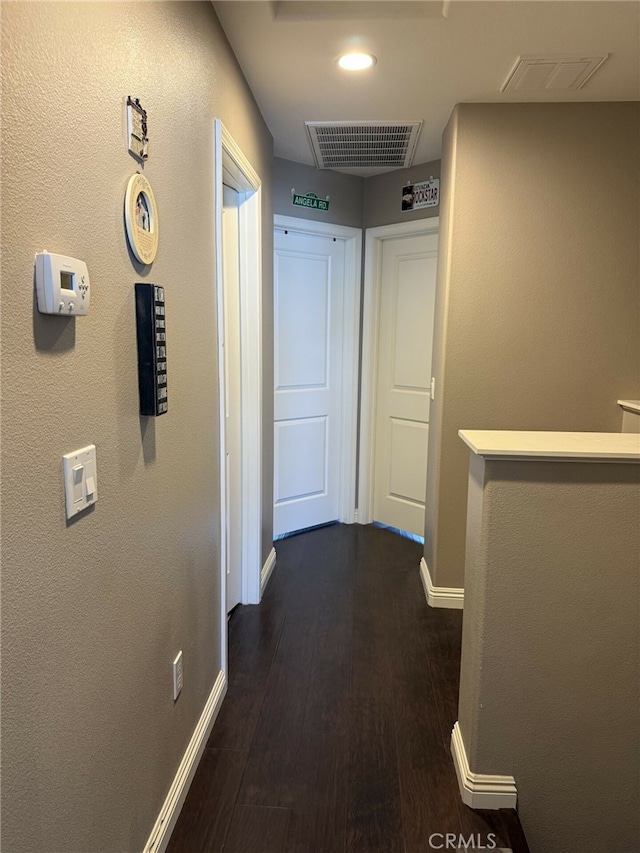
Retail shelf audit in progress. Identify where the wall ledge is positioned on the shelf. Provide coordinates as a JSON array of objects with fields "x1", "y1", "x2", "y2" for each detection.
[
  {"x1": 143, "y1": 670, "x2": 227, "y2": 853},
  {"x1": 419, "y1": 557, "x2": 464, "y2": 609},
  {"x1": 261, "y1": 547, "x2": 277, "y2": 597},
  {"x1": 618, "y1": 399, "x2": 640, "y2": 415},
  {"x1": 458, "y1": 429, "x2": 640, "y2": 462},
  {"x1": 451, "y1": 722, "x2": 517, "y2": 810}
]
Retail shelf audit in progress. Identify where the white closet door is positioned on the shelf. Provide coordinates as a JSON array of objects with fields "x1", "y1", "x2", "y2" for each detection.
[
  {"x1": 273, "y1": 229, "x2": 345, "y2": 537},
  {"x1": 372, "y1": 231, "x2": 438, "y2": 537}
]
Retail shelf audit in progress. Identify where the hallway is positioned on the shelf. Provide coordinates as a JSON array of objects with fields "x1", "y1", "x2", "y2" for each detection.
[{"x1": 168, "y1": 524, "x2": 529, "y2": 852}]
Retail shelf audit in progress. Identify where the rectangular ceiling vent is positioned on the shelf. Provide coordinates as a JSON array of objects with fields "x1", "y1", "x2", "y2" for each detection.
[
  {"x1": 305, "y1": 121, "x2": 422, "y2": 170},
  {"x1": 272, "y1": 2, "x2": 447, "y2": 21},
  {"x1": 502, "y1": 54, "x2": 609, "y2": 93}
]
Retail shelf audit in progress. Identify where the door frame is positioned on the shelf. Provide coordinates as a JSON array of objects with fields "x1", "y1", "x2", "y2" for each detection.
[
  {"x1": 274, "y1": 214, "x2": 362, "y2": 528},
  {"x1": 214, "y1": 120, "x2": 263, "y2": 675},
  {"x1": 358, "y1": 217, "x2": 440, "y2": 525}
]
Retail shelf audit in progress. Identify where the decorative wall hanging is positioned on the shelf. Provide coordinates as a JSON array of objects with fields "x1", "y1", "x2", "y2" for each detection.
[
  {"x1": 291, "y1": 189, "x2": 330, "y2": 212},
  {"x1": 126, "y1": 96, "x2": 149, "y2": 162},
  {"x1": 402, "y1": 178, "x2": 439, "y2": 212},
  {"x1": 124, "y1": 172, "x2": 159, "y2": 265}
]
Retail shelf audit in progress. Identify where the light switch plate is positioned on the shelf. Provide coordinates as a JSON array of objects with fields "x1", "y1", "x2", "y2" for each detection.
[{"x1": 62, "y1": 444, "x2": 97, "y2": 519}]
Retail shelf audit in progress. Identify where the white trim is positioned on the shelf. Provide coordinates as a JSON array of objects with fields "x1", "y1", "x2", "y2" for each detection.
[
  {"x1": 274, "y1": 214, "x2": 361, "y2": 526},
  {"x1": 143, "y1": 671, "x2": 227, "y2": 853},
  {"x1": 419, "y1": 557, "x2": 464, "y2": 609},
  {"x1": 238, "y1": 189, "x2": 263, "y2": 605},
  {"x1": 274, "y1": 213, "x2": 362, "y2": 243},
  {"x1": 365, "y1": 218, "x2": 439, "y2": 241},
  {"x1": 358, "y1": 218, "x2": 439, "y2": 524},
  {"x1": 215, "y1": 120, "x2": 263, "y2": 639},
  {"x1": 214, "y1": 123, "x2": 228, "y2": 671},
  {"x1": 220, "y1": 123, "x2": 261, "y2": 191},
  {"x1": 260, "y1": 547, "x2": 277, "y2": 596},
  {"x1": 451, "y1": 721, "x2": 518, "y2": 810}
]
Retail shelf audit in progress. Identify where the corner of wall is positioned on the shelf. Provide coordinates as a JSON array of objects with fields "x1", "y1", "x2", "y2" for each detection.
[{"x1": 424, "y1": 106, "x2": 460, "y2": 588}]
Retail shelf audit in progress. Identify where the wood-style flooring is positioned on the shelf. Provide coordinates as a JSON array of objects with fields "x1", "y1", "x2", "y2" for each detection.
[{"x1": 168, "y1": 523, "x2": 530, "y2": 853}]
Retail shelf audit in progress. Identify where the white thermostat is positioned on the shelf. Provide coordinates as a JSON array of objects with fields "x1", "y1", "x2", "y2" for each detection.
[{"x1": 35, "y1": 251, "x2": 90, "y2": 315}]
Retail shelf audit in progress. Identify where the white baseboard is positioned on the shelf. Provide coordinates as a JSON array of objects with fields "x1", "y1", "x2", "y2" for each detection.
[
  {"x1": 143, "y1": 670, "x2": 227, "y2": 853},
  {"x1": 260, "y1": 547, "x2": 276, "y2": 596},
  {"x1": 419, "y1": 557, "x2": 464, "y2": 609},
  {"x1": 451, "y1": 721, "x2": 517, "y2": 810}
]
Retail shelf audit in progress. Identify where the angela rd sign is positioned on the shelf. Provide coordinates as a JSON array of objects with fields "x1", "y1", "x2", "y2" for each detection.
[{"x1": 292, "y1": 190, "x2": 330, "y2": 212}]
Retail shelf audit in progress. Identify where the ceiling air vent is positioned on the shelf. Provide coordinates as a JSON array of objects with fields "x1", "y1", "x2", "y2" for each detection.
[
  {"x1": 272, "y1": 2, "x2": 447, "y2": 21},
  {"x1": 501, "y1": 54, "x2": 609, "y2": 93},
  {"x1": 305, "y1": 121, "x2": 422, "y2": 170}
]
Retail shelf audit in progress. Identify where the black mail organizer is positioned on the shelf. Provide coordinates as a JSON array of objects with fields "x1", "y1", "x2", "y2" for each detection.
[{"x1": 135, "y1": 283, "x2": 168, "y2": 416}]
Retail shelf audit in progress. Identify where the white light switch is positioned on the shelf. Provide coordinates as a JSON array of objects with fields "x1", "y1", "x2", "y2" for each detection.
[
  {"x1": 72, "y1": 465, "x2": 84, "y2": 502},
  {"x1": 63, "y1": 445, "x2": 97, "y2": 519}
]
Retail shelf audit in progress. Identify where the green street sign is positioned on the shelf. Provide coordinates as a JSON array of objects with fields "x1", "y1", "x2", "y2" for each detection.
[{"x1": 292, "y1": 191, "x2": 330, "y2": 212}]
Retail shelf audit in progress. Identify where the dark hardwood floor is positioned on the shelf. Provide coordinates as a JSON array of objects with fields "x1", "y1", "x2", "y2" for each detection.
[{"x1": 168, "y1": 523, "x2": 530, "y2": 853}]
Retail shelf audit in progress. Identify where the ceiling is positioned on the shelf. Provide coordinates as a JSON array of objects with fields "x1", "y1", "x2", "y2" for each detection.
[{"x1": 212, "y1": 1, "x2": 640, "y2": 175}]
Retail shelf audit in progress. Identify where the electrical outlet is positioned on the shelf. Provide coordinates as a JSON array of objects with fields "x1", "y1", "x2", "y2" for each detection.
[{"x1": 172, "y1": 651, "x2": 183, "y2": 701}]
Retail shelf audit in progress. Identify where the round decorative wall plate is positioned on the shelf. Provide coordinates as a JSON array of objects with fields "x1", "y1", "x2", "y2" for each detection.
[{"x1": 124, "y1": 172, "x2": 159, "y2": 264}]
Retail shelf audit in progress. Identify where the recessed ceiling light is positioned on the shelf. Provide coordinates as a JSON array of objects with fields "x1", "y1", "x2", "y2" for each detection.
[{"x1": 338, "y1": 52, "x2": 376, "y2": 71}]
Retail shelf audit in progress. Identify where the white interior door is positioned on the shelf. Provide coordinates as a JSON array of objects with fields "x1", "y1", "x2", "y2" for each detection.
[
  {"x1": 371, "y1": 229, "x2": 438, "y2": 537},
  {"x1": 273, "y1": 228, "x2": 346, "y2": 537},
  {"x1": 222, "y1": 185, "x2": 242, "y2": 612}
]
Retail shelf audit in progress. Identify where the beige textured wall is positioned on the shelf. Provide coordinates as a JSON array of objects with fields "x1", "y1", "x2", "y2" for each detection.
[
  {"x1": 458, "y1": 455, "x2": 640, "y2": 852},
  {"x1": 425, "y1": 103, "x2": 640, "y2": 590},
  {"x1": 0, "y1": 3, "x2": 272, "y2": 851}
]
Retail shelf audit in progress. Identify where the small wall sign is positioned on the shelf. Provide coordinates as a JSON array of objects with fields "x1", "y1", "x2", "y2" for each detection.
[
  {"x1": 126, "y1": 96, "x2": 149, "y2": 162},
  {"x1": 402, "y1": 178, "x2": 439, "y2": 212},
  {"x1": 124, "y1": 172, "x2": 159, "y2": 265},
  {"x1": 292, "y1": 190, "x2": 330, "y2": 212}
]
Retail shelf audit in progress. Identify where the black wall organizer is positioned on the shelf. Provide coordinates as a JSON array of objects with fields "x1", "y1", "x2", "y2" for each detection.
[{"x1": 135, "y1": 283, "x2": 168, "y2": 416}]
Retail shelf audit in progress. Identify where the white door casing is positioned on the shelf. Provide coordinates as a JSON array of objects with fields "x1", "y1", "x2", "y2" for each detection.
[
  {"x1": 214, "y1": 120, "x2": 262, "y2": 675},
  {"x1": 222, "y1": 185, "x2": 242, "y2": 613},
  {"x1": 273, "y1": 215, "x2": 361, "y2": 538},
  {"x1": 359, "y1": 219, "x2": 439, "y2": 537}
]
